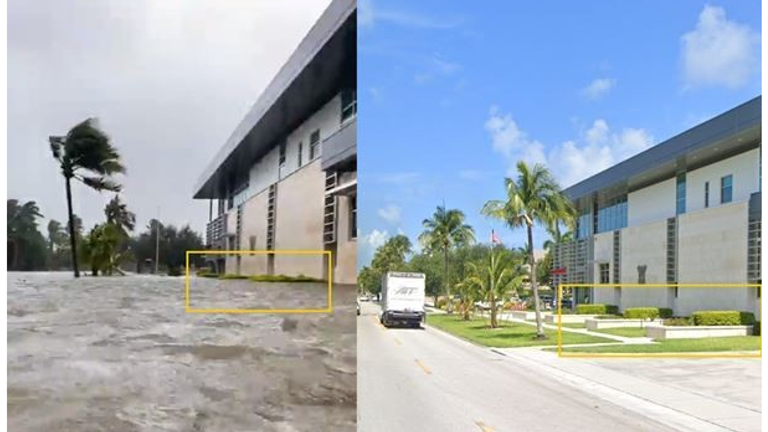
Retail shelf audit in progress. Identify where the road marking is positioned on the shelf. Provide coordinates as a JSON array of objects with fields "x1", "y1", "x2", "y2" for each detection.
[
  {"x1": 415, "y1": 359, "x2": 431, "y2": 375},
  {"x1": 474, "y1": 420, "x2": 495, "y2": 432},
  {"x1": 393, "y1": 336, "x2": 402, "y2": 346},
  {"x1": 370, "y1": 315, "x2": 385, "y2": 330}
]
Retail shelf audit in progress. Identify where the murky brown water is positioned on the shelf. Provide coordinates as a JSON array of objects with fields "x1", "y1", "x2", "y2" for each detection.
[{"x1": 8, "y1": 272, "x2": 356, "y2": 431}]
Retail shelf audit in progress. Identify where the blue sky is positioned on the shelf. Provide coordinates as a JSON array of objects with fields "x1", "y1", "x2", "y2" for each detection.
[{"x1": 358, "y1": 0, "x2": 761, "y2": 267}]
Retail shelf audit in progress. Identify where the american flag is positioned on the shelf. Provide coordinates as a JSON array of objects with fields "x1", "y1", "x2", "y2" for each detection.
[{"x1": 491, "y1": 229, "x2": 501, "y2": 245}]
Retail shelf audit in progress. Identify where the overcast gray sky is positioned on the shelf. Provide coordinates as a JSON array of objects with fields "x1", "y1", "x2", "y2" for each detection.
[{"x1": 8, "y1": 0, "x2": 331, "y2": 236}]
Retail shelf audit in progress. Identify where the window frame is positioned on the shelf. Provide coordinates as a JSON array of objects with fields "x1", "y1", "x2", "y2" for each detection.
[
  {"x1": 309, "y1": 130, "x2": 320, "y2": 160},
  {"x1": 720, "y1": 174, "x2": 733, "y2": 204}
]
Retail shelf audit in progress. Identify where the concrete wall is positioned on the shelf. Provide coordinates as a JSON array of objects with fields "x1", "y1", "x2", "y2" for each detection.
[
  {"x1": 274, "y1": 159, "x2": 326, "y2": 278},
  {"x1": 592, "y1": 231, "x2": 615, "y2": 306},
  {"x1": 333, "y1": 194, "x2": 357, "y2": 284},
  {"x1": 628, "y1": 177, "x2": 676, "y2": 226},
  {"x1": 239, "y1": 188, "x2": 270, "y2": 275},
  {"x1": 618, "y1": 220, "x2": 670, "y2": 310},
  {"x1": 686, "y1": 148, "x2": 759, "y2": 213}
]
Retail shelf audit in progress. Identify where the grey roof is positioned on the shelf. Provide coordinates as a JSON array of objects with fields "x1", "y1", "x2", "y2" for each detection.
[
  {"x1": 565, "y1": 96, "x2": 762, "y2": 203},
  {"x1": 193, "y1": 0, "x2": 356, "y2": 199}
]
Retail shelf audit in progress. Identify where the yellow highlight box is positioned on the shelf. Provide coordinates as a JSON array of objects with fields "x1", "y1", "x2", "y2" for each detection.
[
  {"x1": 185, "y1": 250, "x2": 333, "y2": 314},
  {"x1": 557, "y1": 283, "x2": 762, "y2": 359}
]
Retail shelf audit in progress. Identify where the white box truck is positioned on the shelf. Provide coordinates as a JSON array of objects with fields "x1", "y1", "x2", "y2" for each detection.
[{"x1": 380, "y1": 271, "x2": 426, "y2": 328}]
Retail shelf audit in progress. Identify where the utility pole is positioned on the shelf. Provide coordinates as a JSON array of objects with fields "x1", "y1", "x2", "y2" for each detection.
[{"x1": 155, "y1": 206, "x2": 160, "y2": 274}]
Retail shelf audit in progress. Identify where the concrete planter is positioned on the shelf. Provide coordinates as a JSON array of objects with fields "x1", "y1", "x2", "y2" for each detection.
[
  {"x1": 646, "y1": 325, "x2": 753, "y2": 340},
  {"x1": 509, "y1": 311, "x2": 550, "y2": 320},
  {"x1": 585, "y1": 318, "x2": 655, "y2": 330},
  {"x1": 544, "y1": 314, "x2": 598, "y2": 325}
]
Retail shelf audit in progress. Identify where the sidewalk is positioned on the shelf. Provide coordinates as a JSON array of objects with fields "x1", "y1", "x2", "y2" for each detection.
[{"x1": 494, "y1": 347, "x2": 761, "y2": 432}]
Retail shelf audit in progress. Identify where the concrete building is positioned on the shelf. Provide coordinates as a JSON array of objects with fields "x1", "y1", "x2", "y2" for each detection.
[
  {"x1": 553, "y1": 96, "x2": 761, "y2": 318},
  {"x1": 193, "y1": 0, "x2": 357, "y2": 285}
]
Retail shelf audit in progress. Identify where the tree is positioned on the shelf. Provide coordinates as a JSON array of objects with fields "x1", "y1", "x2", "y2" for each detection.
[
  {"x1": 465, "y1": 247, "x2": 525, "y2": 328},
  {"x1": 364, "y1": 235, "x2": 413, "y2": 295},
  {"x1": 105, "y1": 195, "x2": 136, "y2": 234},
  {"x1": 82, "y1": 223, "x2": 125, "y2": 276},
  {"x1": 49, "y1": 118, "x2": 125, "y2": 277},
  {"x1": 407, "y1": 252, "x2": 444, "y2": 305},
  {"x1": 7, "y1": 200, "x2": 47, "y2": 270},
  {"x1": 482, "y1": 162, "x2": 575, "y2": 338},
  {"x1": 418, "y1": 205, "x2": 475, "y2": 313}
]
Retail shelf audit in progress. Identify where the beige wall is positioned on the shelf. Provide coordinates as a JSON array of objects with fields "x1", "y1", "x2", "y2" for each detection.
[
  {"x1": 592, "y1": 232, "x2": 616, "y2": 306},
  {"x1": 238, "y1": 188, "x2": 270, "y2": 275},
  {"x1": 333, "y1": 195, "x2": 357, "y2": 284},
  {"x1": 273, "y1": 159, "x2": 326, "y2": 278},
  {"x1": 619, "y1": 220, "x2": 670, "y2": 310}
]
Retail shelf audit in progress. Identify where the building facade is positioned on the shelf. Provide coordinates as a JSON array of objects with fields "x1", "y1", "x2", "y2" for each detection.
[
  {"x1": 554, "y1": 96, "x2": 761, "y2": 318},
  {"x1": 193, "y1": 0, "x2": 357, "y2": 285}
]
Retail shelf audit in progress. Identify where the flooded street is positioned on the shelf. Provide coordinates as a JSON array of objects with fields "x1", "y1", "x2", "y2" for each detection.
[{"x1": 8, "y1": 272, "x2": 356, "y2": 431}]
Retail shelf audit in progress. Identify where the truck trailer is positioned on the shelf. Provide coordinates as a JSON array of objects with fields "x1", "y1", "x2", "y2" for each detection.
[{"x1": 380, "y1": 271, "x2": 426, "y2": 328}]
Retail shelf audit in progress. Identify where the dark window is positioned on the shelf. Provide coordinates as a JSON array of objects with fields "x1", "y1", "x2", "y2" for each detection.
[
  {"x1": 721, "y1": 175, "x2": 733, "y2": 203},
  {"x1": 596, "y1": 195, "x2": 627, "y2": 234},
  {"x1": 676, "y1": 173, "x2": 686, "y2": 215},
  {"x1": 298, "y1": 142, "x2": 303, "y2": 167},
  {"x1": 350, "y1": 195, "x2": 357, "y2": 240},
  {"x1": 341, "y1": 88, "x2": 357, "y2": 122},
  {"x1": 310, "y1": 130, "x2": 320, "y2": 160},
  {"x1": 599, "y1": 263, "x2": 610, "y2": 284},
  {"x1": 704, "y1": 181, "x2": 709, "y2": 208},
  {"x1": 279, "y1": 142, "x2": 286, "y2": 169}
]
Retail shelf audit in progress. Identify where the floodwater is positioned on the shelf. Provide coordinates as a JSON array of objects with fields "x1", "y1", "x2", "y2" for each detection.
[{"x1": 7, "y1": 272, "x2": 356, "y2": 431}]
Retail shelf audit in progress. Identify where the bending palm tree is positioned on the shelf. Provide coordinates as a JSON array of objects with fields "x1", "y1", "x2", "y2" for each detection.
[
  {"x1": 482, "y1": 161, "x2": 575, "y2": 338},
  {"x1": 50, "y1": 118, "x2": 125, "y2": 277},
  {"x1": 105, "y1": 195, "x2": 136, "y2": 234},
  {"x1": 419, "y1": 205, "x2": 475, "y2": 313},
  {"x1": 465, "y1": 249, "x2": 524, "y2": 328}
]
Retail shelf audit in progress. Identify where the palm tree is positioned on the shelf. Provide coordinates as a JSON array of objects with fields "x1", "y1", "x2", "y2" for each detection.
[
  {"x1": 46, "y1": 220, "x2": 66, "y2": 252},
  {"x1": 465, "y1": 249, "x2": 525, "y2": 328},
  {"x1": 105, "y1": 195, "x2": 136, "y2": 234},
  {"x1": 419, "y1": 205, "x2": 475, "y2": 313},
  {"x1": 482, "y1": 161, "x2": 575, "y2": 338},
  {"x1": 49, "y1": 119, "x2": 125, "y2": 277}
]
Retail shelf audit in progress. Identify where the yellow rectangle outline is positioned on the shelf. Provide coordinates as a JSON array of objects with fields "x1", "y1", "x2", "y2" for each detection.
[
  {"x1": 556, "y1": 283, "x2": 762, "y2": 359},
  {"x1": 185, "y1": 250, "x2": 332, "y2": 314}
]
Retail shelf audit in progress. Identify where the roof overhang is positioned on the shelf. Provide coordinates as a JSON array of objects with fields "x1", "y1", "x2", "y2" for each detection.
[
  {"x1": 193, "y1": 0, "x2": 357, "y2": 199},
  {"x1": 565, "y1": 96, "x2": 761, "y2": 207}
]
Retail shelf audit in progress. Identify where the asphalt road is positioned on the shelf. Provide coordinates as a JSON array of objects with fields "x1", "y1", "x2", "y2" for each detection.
[{"x1": 357, "y1": 302, "x2": 678, "y2": 432}]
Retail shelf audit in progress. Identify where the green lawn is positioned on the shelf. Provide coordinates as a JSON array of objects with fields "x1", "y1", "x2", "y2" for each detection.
[
  {"x1": 557, "y1": 336, "x2": 761, "y2": 354},
  {"x1": 559, "y1": 323, "x2": 586, "y2": 329},
  {"x1": 427, "y1": 314, "x2": 614, "y2": 348},
  {"x1": 591, "y1": 327, "x2": 648, "y2": 338}
]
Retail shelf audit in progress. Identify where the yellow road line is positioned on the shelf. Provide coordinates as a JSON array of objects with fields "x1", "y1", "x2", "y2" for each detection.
[
  {"x1": 415, "y1": 359, "x2": 432, "y2": 375},
  {"x1": 475, "y1": 420, "x2": 495, "y2": 432},
  {"x1": 393, "y1": 337, "x2": 402, "y2": 346}
]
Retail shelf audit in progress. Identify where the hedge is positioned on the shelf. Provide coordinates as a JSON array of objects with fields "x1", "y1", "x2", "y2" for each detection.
[
  {"x1": 691, "y1": 311, "x2": 756, "y2": 326},
  {"x1": 623, "y1": 307, "x2": 673, "y2": 320},
  {"x1": 575, "y1": 304, "x2": 618, "y2": 315},
  {"x1": 755, "y1": 321, "x2": 761, "y2": 336}
]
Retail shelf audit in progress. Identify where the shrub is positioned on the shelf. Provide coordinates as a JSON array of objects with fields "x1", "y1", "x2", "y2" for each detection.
[
  {"x1": 664, "y1": 317, "x2": 693, "y2": 326},
  {"x1": 196, "y1": 269, "x2": 218, "y2": 278},
  {"x1": 691, "y1": 311, "x2": 756, "y2": 326},
  {"x1": 594, "y1": 314, "x2": 622, "y2": 319},
  {"x1": 623, "y1": 307, "x2": 673, "y2": 320},
  {"x1": 248, "y1": 274, "x2": 323, "y2": 283},
  {"x1": 575, "y1": 304, "x2": 618, "y2": 315},
  {"x1": 436, "y1": 298, "x2": 448, "y2": 309},
  {"x1": 754, "y1": 321, "x2": 761, "y2": 336},
  {"x1": 219, "y1": 274, "x2": 249, "y2": 280},
  {"x1": 168, "y1": 266, "x2": 182, "y2": 276}
]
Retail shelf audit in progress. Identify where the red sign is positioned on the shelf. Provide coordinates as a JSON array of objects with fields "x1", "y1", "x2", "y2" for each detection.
[{"x1": 551, "y1": 267, "x2": 567, "y2": 275}]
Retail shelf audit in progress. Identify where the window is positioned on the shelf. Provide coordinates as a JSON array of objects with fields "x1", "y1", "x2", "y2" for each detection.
[
  {"x1": 341, "y1": 88, "x2": 357, "y2": 122},
  {"x1": 278, "y1": 142, "x2": 286, "y2": 169},
  {"x1": 298, "y1": 142, "x2": 303, "y2": 167},
  {"x1": 704, "y1": 181, "x2": 709, "y2": 208},
  {"x1": 599, "y1": 263, "x2": 610, "y2": 284},
  {"x1": 595, "y1": 195, "x2": 627, "y2": 234},
  {"x1": 576, "y1": 210, "x2": 591, "y2": 239},
  {"x1": 310, "y1": 130, "x2": 320, "y2": 160},
  {"x1": 350, "y1": 195, "x2": 357, "y2": 240},
  {"x1": 675, "y1": 173, "x2": 686, "y2": 215},
  {"x1": 721, "y1": 175, "x2": 733, "y2": 204}
]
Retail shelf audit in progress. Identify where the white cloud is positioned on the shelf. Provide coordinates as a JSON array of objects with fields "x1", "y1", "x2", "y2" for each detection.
[
  {"x1": 377, "y1": 205, "x2": 401, "y2": 224},
  {"x1": 359, "y1": 0, "x2": 461, "y2": 30},
  {"x1": 485, "y1": 108, "x2": 654, "y2": 187},
  {"x1": 365, "y1": 229, "x2": 389, "y2": 250},
  {"x1": 681, "y1": 5, "x2": 759, "y2": 89},
  {"x1": 582, "y1": 78, "x2": 616, "y2": 99},
  {"x1": 484, "y1": 106, "x2": 547, "y2": 169}
]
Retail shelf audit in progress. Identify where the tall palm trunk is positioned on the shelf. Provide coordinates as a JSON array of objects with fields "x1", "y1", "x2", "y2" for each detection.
[
  {"x1": 443, "y1": 247, "x2": 451, "y2": 313},
  {"x1": 528, "y1": 223, "x2": 545, "y2": 338},
  {"x1": 65, "y1": 176, "x2": 80, "y2": 278}
]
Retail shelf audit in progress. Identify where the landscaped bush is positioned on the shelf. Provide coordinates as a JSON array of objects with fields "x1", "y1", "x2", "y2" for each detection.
[
  {"x1": 248, "y1": 274, "x2": 322, "y2": 283},
  {"x1": 196, "y1": 269, "x2": 218, "y2": 278},
  {"x1": 663, "y1": 317, "x2": 693, "y2": 326},
  {"x1": 436, "y1": 298, "x2": 448, "y2": 309},
  {"x1": 575, "y1": 304, "x2": 618, "y2": 315},
  {"x1": 691, "y1": 311, "x2": 756, "y2": 326},
  {"x1": 218, "y1": 274, "x2": 249, "y2": 280},
  {"x1": 754, "y1": 321, "x2": 761, "y2": 336},
  {"x1": 623, "y1": 307, "x2": 673, "y2": 320},
  {"x1": 594, "y1": 314, "x2": 622, "y2": 319}
]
